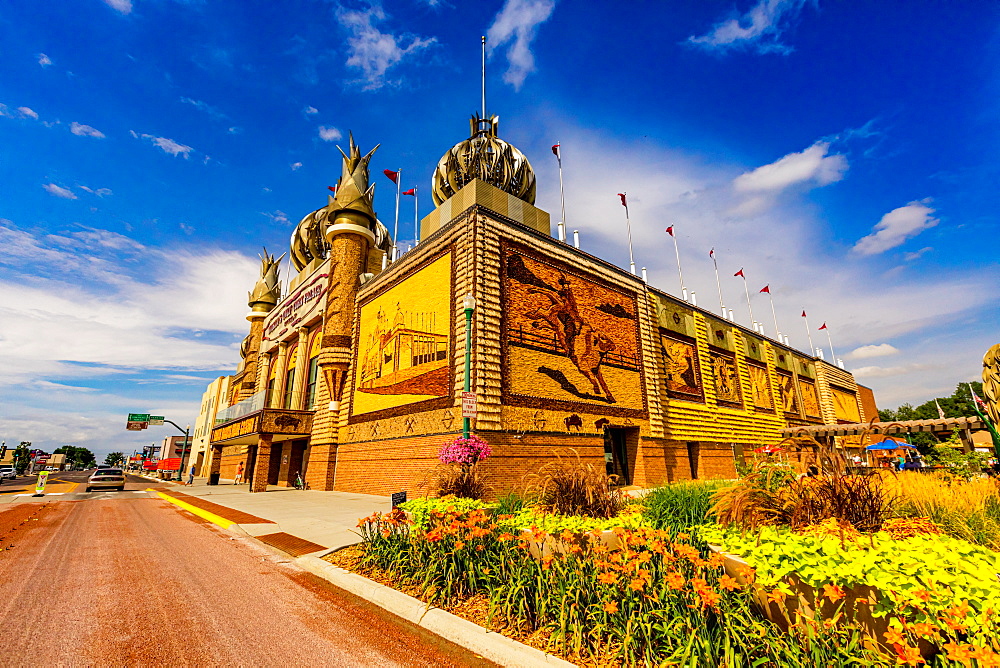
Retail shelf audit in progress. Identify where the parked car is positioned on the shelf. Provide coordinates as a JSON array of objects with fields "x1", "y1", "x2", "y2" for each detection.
[
  {"x1": 86, "y1": 468, "x2": 126, "y2": 492},
  {"x1": 0, "y1": 466, "x2": 16, "y2": 480}
]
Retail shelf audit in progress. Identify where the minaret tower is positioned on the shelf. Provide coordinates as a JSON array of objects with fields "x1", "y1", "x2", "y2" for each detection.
[
  {"x1": 233, "y1": 248, "x2": 284, "y2": 404},
  {"x1": 308, "y1": 135, "x2": 384, "y2": 489}
]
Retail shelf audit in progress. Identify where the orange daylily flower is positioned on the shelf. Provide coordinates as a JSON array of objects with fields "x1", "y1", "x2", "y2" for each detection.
[
  {"x1": 454, "y1": 541, "x2": 465, "y2": 550},
  {"x1": 892, "y1": 643, "x2": 924, "y2": 665},
  {"x1": 908, "y1": 622, "x2": 936, "y2": 638},
  {"x1": 822, "y1": 583, "x2": 846, "y2": 603},
  {"x1": 597, "y1": 571, "x2": 617, "y2": 585},
  {"x1": 602, "y1": 600, "x2": 618, "y2": 614},
  {"x1": 498, "y1": 532, "x2": 515, "y2": 542},
  {"x1": 665, "y1": 572, "x2": 685, "y2": 590},
  {"x1": 944, "y1": 642, "x2": 972, "y2": 662},
  {"x1": 541, "y1": 555, "x2": 554, "y2": 570},
  {"x1": 698, "y1": 588, "x2": 721, "y2": 608},
  {"x1": 718, "y1": 574, "x2": 740, "y2": 591},
  {"x1": 629, "y1": 578, "x2": 646, "y2": 591},
  {"x1": 883, "y1": 627, "x2": 905, "y2": 645},
  {"x1": 765, "y1": 589, "x2": 785, "y2": 605}
]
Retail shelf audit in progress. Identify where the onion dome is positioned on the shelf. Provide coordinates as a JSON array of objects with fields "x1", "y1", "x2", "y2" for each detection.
[{"x1": 432, "y1": 115, "x2": 536, "y2": 206}]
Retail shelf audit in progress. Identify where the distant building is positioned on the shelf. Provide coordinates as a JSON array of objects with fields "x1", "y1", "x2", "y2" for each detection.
[
  {"x1": 209, "y1": 117, "x2": 870, "y2": 494},
  {"x1": 190, "y1": 376, "x2": 231, "y2": 477}
]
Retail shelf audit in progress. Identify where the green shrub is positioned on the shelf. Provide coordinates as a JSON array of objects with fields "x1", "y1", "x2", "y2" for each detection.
[{"x1": 641, "y1": 480, "x2": 725, "y2": 531}]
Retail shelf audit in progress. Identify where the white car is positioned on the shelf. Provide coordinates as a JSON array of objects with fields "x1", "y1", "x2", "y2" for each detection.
[
  {"x1": 86, "y1": 468, "x2": 126, "y2": 492},
  {"x1": 0, "y1": 467, "x2": 15, "y2": 480}
]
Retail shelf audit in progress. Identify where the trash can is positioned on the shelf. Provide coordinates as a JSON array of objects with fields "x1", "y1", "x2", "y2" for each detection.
[{"x1": 208, "y1": 472, "x2": 220, "y2": 486}]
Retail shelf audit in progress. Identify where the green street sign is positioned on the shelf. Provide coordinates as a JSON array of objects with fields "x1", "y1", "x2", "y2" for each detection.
[
  {"x1": 148, "y1": 416, "x2": 164, "y2": 425},
  {"x1": 128, "y1": 413, "x2": 150, "y2": 422}
]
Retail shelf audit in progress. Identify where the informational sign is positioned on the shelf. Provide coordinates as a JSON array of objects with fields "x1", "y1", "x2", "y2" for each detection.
[
  {"x1": 128, "y1": 413, "x2": 151, "y2": 422},
  {"x1": 148, "y1": 416, "x2": 165, "y2": 425},
  {"x1": 126, "y1": 421, "x2": 147, "y2": 431},
  {"x1": 461, "y1": 391, "x2": 477, "y2": 419},
  {"x1": 158, "y1": 457, "x2": 182, "y2": 472},
  {"x1": 35, "y1": 471, "x2": 49, "y2": 495},
  {"x1": 391, "y1": 491, "x2": 407, "y2": 508}
]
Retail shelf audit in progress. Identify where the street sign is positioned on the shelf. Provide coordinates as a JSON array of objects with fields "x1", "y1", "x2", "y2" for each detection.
[
  {"x1": 461, "y1": 391, "x2": 477, "y2": 418},
  {"x1": 128, "y1": 413, "x2": 150, "y2": 422},
  {"x1": 391, "y1": 491, "x2": 407, "y2": 508},
  {"x1": 148, "y1": 416, "x2": 164, "y2": 425},
  {"x1": 126, "y1": 421, "x2": 147, "y2": 431}
]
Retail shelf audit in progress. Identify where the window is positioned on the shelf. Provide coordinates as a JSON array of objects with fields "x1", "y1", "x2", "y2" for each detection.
[
  {"x1": 264, "y1": 355, "x2": 278, "y2": 407},
  {"x1": 283, "y1": 344, "x2": 298, "y2": 409},
  {"x1": 304, "y1": 332, "x2": 322, "y2": 410}
]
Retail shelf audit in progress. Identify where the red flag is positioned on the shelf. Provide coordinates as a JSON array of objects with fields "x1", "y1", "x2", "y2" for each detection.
[
  {"x1": 383, "y1": 169, "x2": 399, "y2": 183},
  {"x1": 551, "y1": 143, "x2": 560, "y2": 157},
  {"x1": 617, "y1": 193, "x2": 627, "y2": 207},
  {"x1": 666, "y1": 226, "x2": 674, "y2": 237},
  {"x1": 801, "y1": 310, "x2": 807, "y2": 317},
  {"x1": 819, "y1": 322, "x2": 828, "y2": 330},
  {"x1": 402, "y1": 188, "x2": 416, "y2": 196},
  {"x1": 734, "y1": 268, "x2": 744, "y2": 278},
  {"x1": 709, "y1": 248, "x2": 714, "y2": 258},
  {"x1": 760, "y1": 285, "x2": 770, "y2": 293},
  {"x1": 328, "y1": 185, "x2": 337, "y2": 192}
]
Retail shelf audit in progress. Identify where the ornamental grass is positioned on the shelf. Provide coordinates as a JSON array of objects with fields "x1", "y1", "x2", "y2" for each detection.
[
  {"x1": 354, "y1": 504, "x2": 1000, "y2": 666},
  {"x1": 885, "y1": 472, "x2": 1000, "y2": 550}
]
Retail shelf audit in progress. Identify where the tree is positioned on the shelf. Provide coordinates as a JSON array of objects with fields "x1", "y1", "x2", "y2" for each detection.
[
  {"x1": 13, "y1": 442, "x2": 31, "y2": 475},
  {"x1": 104, "y1": 452, "x2": 125, "y2": 467},
  {"x1": 878, "y1": 382, "x2": 985, "y2": 453},
  {"x1": 54, "y1": 445, "x2": 97, "y2": 469}
]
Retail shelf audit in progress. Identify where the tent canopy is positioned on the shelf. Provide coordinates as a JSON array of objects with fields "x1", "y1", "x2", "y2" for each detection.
[{"x1": 866, "y1": 440, "x2": 917, "y2": 451}]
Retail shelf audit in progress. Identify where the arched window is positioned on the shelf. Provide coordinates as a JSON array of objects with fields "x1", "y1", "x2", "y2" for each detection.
[
  {"x1": 283, "y1": 344, "x2": 298, "y2": 409},
  {"x1": 265, "y1": 354, "x2": 278, "y2": 407},
  {"x1": 305, "y1": 331, "x2": 322, "y2": 410}
]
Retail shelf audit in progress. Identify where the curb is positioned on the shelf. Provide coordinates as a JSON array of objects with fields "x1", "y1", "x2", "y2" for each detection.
[
  {"x1": 296, "y1": 555, "x2": 576, "y2": 668},
  {"x1": 152, "y1": 490, "x2": 238, "y2": 531}
]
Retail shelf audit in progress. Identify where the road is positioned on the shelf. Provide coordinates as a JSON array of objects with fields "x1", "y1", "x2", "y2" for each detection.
[{"x1": 0, "y1": 483, "x2": 494, "y2": 667}]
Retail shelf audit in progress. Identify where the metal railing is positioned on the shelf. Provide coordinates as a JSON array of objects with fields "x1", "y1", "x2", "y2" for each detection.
[{"x1": 213, "y1": 390, "x2": 318, "y2": 426}]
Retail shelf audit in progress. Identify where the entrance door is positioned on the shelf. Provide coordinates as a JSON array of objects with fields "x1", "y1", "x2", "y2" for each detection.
[{"x1": 603, "y1": 428, "x2": 631, "y2": 485}]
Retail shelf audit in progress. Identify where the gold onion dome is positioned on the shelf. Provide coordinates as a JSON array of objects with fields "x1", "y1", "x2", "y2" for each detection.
[{"x1": 432, "y1": 115, "x2": 536, "y2": 206}]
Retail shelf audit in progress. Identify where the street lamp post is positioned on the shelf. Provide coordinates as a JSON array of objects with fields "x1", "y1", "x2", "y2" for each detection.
[
  {"x1": 163, "y1": 420, "x2": 191, "y2": 482},
  {"x1": 462, "y1": 292, "x2": 476, "y2": 440}
]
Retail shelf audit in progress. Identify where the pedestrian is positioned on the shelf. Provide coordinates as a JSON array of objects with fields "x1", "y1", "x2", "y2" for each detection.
[
  {"x1": 187, "y1": 464, "x2": 195, "y2": 486},
  {"x1": 234, "y1": 461, "x2": 244, "y2": 485},
  {"x1": 897, "y1": 453, "x2": 905, "y2": 471}
]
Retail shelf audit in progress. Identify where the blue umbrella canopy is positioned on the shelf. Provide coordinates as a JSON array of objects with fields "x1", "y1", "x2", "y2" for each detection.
[{"x1": 866, "y1": 440, "x2": 917, "y2": 451}]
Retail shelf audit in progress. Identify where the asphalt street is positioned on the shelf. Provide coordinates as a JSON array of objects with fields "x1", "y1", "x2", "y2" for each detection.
[{"x1": 0, "y1": 486, "x2": 494, "y2": 667}]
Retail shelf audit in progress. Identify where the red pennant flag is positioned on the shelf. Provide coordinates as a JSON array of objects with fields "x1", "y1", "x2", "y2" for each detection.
[
  {"x1": 617, "y1": 193, "x2": 627, "y2": 207},
  {"x1": 383, "y1": 169, "x2": 399, "y2": 183},
  {"x1": 760, "y1": 285, "x2": 770, "y2": 293},
  {"x1": 666, "y1": 226, "x2": 674, "y2": 237},
  {"x1": 551, "y1": 143, "x2": 560, "y2": 157},
  {"x1": 328, "y1": 186, "x2": 337, "y2": 192},
  {"x1": 709, "y1": 248, "x2": 714, "y2": 258},
  {"x1": 801, "y1": 310, "x2": 807, "y2": 318},
  {"x1": 734, "y1": 268, "x2": 744, "y2": 278},
  {"x1": 402, "y1": 188, "x2": 416, "y2": 196},
  {"x1": 819, "y1": 322, "x2": 828, "y2": 330}
]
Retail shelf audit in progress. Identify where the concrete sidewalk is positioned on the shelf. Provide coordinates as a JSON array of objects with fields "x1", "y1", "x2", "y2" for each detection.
[{"x1": 150, "y1": 475, "x2": 390, "y2": 553}]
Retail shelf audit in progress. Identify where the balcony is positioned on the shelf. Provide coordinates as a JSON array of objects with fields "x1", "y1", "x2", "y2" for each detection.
[{"x1": 211, "y1": 390, "x2": 315, "y2": 446}]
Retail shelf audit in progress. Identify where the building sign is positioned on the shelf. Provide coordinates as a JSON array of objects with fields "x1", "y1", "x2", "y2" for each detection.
[
  {"x1": 126, "y1": 421, "x2": 147, "y2": 431},
  {"x1": 211, "y1": 415, "x2": 259, "y2": 442},
  {"x1": 263, "y1": 262, "x2": 330, "y2": 342},
  {"x1": 462, "y1": 392, "x2": 477, "y2": 418}
]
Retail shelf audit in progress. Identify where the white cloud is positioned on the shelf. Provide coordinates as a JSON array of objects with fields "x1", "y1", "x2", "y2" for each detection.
[
  {"x1": 847, "y1": 343, "x2": 900, "y2": 360},
  {"x1": 263, "y1": 210, "x2": 290, "y2": 225},
  {"x1": 318, "y1": 126, "x2": 342, "y2": 141},
  {"x1": 70, "y1": 122, "x2": 106, "y2": 138},
  {"x1": 38, "y1": 53, "x2": 52, "y2": 67},
  {"x1": 688, "y1": 0, "x2": 811, "y2": 55},
  {"x1": 486, "y1": 0, "x2": 556, "y2": 90},
  {"x1": 180, "y1": 97, "x2": 228, "y2": 121},
  {"x1": 227, "y1": 126, "x2": 241, "y2": 134},
  {"x1": 336, "y1": 4, "x2": 436, "y2": 90},
  {"x1": 734, "y1": 141, "x2": 847, "y2": 193},
  {"x1": 42, "y1": 183, "x2": 77, "y2": 199},
  {"x1": 903, "y1": 247, "x2": 932, "y2": 261},
  {"x1": 138, "y1": 133, "x2": 194, "y2": 157},
  {"x1": 852, "y1": 363, "x2": 933, "y2": 380},
  {"x1": 304, "y1": 106, "x2": 319, "y2": 115},
  {"x1": 290, "y1": 162, "x2": 303, "y2": 171},
  {"x1": 17, "y1": 107, "x2": 39, "y2": 120},
  {"x1": 852, "y1": 200, "x2": 938, "y2": 256},
  {"x1": 103, "y1": 0, "x2": 132, "y2": 14}
]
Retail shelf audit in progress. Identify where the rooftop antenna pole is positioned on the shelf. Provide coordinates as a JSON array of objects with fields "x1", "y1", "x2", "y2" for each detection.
[{"x1": 481, "y1": 36, "x2": 487, "y2": 119}]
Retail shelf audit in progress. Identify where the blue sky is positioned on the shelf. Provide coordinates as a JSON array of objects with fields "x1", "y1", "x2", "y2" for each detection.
[{"x1": 2, "y1": 0, "x2": 998, "y2": 459}]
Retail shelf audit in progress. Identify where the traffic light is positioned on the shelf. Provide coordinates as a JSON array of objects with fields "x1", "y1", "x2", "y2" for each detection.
[{"x1": 0, "y1": 445, "x2": 6, "y2": 460}]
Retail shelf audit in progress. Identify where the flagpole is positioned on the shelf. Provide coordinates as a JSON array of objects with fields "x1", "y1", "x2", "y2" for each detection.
[
  {"x1": 621, "y1": 193, "x2": 636, "y2": 275},
  {"x1": 802, "y1": 311, "x2": 815, "y2": 356},
  {"x1": 555, "y1": 143, "x2": 567, "y2": 242},
  {"x1": 391, "y1": 168, "x2": 401, "y2": 261},
  {"x1": 825, "y1": 325, "x2": 837, "y2": 361},
  {"x1": 739, "y1": 271, "x2": 754, "y2": 325},
  {"x1": 413, "y1": 187, "x2": 419, "y2": 245},
  {"x1": 766, "y1": 290, "x2": 780, "y2": 339},
  {"x1": 711, "y1": 249, "x2": 723, "y2": 316},
  {"x1": 670, "y1": 229, "x2": 685, "y2": 296},
  {"x1": 481, "y1": 36, "x2": 487, "y2": 117}
]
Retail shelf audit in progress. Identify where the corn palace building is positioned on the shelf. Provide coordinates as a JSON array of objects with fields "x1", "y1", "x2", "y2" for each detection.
[{"x1": 204, "y1": 115, "x2": 873, "y2": 494}]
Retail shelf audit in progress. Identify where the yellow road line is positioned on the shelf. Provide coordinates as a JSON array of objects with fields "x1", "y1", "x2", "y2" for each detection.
[{"x1": 150, "y1": 489, "x2": 235, "y2": 530}]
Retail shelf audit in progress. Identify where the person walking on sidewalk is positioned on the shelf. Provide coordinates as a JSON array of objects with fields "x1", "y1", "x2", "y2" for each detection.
[
  {"x1": 234, "y1": 461, "x2": 244, "y2": 485},
  {"x1": 187, "y1": 464, "x2": 196, "y2": 486}
]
